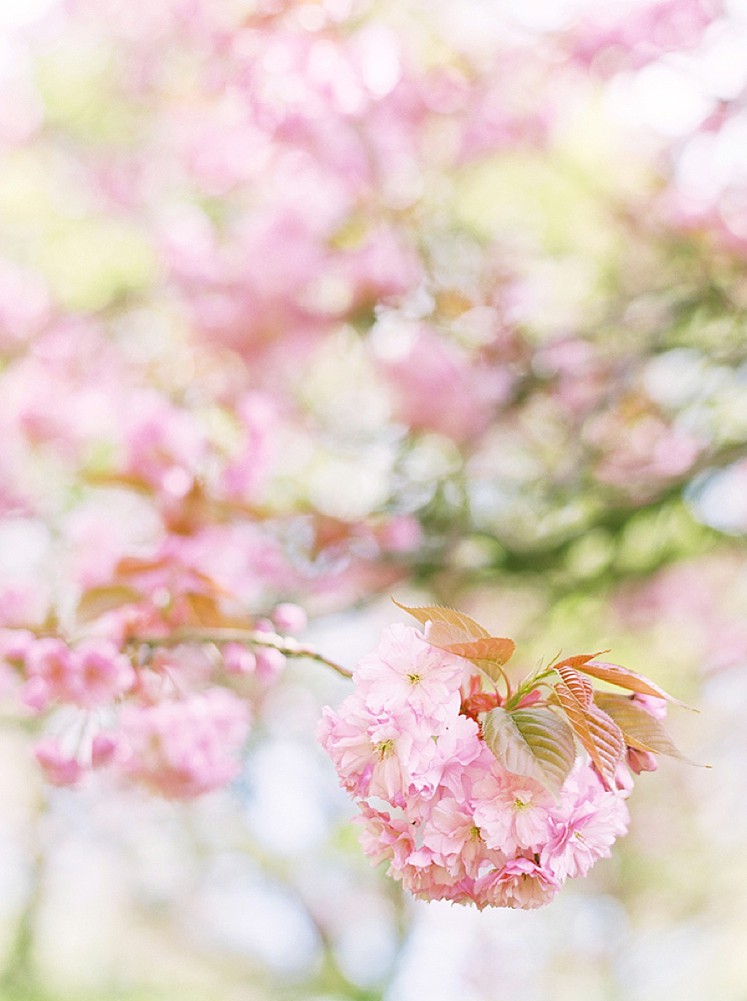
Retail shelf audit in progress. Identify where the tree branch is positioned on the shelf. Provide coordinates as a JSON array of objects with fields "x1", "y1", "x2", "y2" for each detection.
[{"x1": 129, "y1": 627, "x2": 354, "y2": 680}]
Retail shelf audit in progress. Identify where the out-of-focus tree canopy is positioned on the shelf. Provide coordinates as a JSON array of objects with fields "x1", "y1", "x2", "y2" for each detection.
[{"x1": 0, "y1": 0, "x2": 746, "y2": 997}]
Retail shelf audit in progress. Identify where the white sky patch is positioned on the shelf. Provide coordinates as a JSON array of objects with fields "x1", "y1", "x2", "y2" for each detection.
[
  {"x1": 0, "y1": 518, "x2": 50, "y2": 580},
  {"x1": 674, "y1": 110, "x2": 747, "y2": 208},
  {"x1": 621, "y1": 61, "x2": 714, "y2": 138},
  {"x1": 0, "y1": 0, "x2": 58, "y2": 30},
  {"x1": 497, "y1": 0, "x2": 592, "y2": 31},
  {"x1": 697, "y1": 21, "x2": 747, "y2": 100},
  {"x1": 690, "y1": 466, "x2": 747, "y2": 535}
]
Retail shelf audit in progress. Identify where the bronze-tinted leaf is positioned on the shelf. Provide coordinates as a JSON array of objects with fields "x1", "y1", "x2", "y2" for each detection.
[
  {"x1": 554, "y1": 663, "x2": 593, "y2": 707},
  {"x1": 482, "y1": 706, "x2": 576, "y2": 794},
  {"x1": 84, "y1": 470, "x2": 150, "y2": 492},
  {"x1": 182, "y1": 592, "x2": 227, "y2": 628},
  {"x1": 577, "y1": 660, "x2": 692, "y2": 709},
  {"x1": 554, "y1": 680, "x2": 625, "y2": 790},
  {"x1": 594, "y1": 692, "x2": 702, "y2": 764},
  {"x1": 554, "y1": 651, "x2": 608, "y2": 671},
  {"x1": 392, "y1": 600, "x2": 489, "y2": 646},
  {"x1": 445, "y1": 636, "x2": 516, "y2": 682},
  {"x1": 115, "y1": 555, "x2": 171, "y2": 578},
  {"x1": 77, "y1": 584, "x2": 142, "y2": 623},
  {"x1": 446, "y1": 636, "x2": 515, "y2": 664}
]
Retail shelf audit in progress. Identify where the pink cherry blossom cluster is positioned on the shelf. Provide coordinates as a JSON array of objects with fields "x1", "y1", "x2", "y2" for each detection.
[
  {"x1": 1, "y1": 629, "x2": 253, "y2": 797},
  {"x1": 0, "y1": 603, "x2": 308, "y2": 798},
  {"x1": 319, "y1": 625, "x2": 631, "y2": 909},
  {"x1": 34, "y1": 689, "x2": 250, "y2": 796}
]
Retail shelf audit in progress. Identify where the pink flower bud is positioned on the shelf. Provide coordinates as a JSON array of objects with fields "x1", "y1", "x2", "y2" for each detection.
[
  {"x1": 91, "y1": 732, "x2": 127, "y2": 768},
  {"x1": 0, "y1": 628, "x2": 35, "y2": 666},
  {"x1": 627, "y1": 747, "x2": 658, "y2": 775},
  {"x1": 223, "y1": 642, "x2": 257, "y2": 675},
  {"x1": 35, "y1": 737, "x2": 83, "y2": 787},
  {"x1": 270, "y1": 602, "x2": 307, "y2": 634},
  {"x1": 20, "y1": 676, "x2": 50, "y2": 713},
  {"x1": 254, "y1": 647, "x2": 286, "y2": 681},
  {"x1": 631, "y1": 693, "x2": 667, "y2": 720}
]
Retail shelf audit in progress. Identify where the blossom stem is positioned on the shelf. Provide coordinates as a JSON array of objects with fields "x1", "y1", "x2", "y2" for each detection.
[
  {"x1": 505, "y1": 667, "x2": 556, "y2": 710},
  {"x1": 129, "y1": 627, "x2": 354, "y2": 679}
]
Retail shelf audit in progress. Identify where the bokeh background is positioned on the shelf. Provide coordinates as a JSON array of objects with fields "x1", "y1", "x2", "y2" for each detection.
[{"x1": 1, "y1": 0, "x2": 747, "y2": 998}]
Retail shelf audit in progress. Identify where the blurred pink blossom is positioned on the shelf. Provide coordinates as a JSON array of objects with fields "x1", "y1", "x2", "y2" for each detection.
[
  {"x1": 379, "y1": 327, "x2": 511, "y2": 442},
  {"x1": 118, "y1": 689, "x2": 251, "y2": 798}
]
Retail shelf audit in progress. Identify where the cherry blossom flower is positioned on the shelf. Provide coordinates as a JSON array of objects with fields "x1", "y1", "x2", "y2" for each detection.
[
  {"x1": 353, "y1": 623, "x2": 465, "y2": 721},
  {"x1": 472, "y1": 770, "x2": 555, "y2": 855},
  {"x1": 118, "y1": 689, "x2": 251, "y2": 799},
  {"x1": 541, "y1": 767, "x2": 630, "y2": 881},
  {"x1": 320, "y1": 625, "x2": 634, "y2": 909},
  {"x1": 476, "y1": 857, "x2": 560, "y2": 911}
]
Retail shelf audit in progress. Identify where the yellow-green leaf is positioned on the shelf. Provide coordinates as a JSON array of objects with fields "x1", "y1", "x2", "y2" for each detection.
[
  {"x1": 593, "y1": 692, "x2": 702, "y2": 764},
  {"x1": 482, "y1": 706, "x2": 576, "y2": 794}
]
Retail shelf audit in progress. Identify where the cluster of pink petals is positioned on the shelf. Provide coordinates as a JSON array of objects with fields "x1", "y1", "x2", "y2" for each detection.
[
  {"x1": 319, "y1": 625, "x2": 630, "y2": 909},
  {"x1": 114, "y1": 689, "x2": 251, "y2": 799},
  {"x1": 21, "y1": 638, "x2": 136, "y2": 711},
  {"x1": 0, "y1": 628, "x2": 269, "y2": 798},
  {"x1": 31, "y1": 689, "x2": 250, "y2": 798},
  {"x1": 377, "y1": 325, "x2": 512, "y2": 443}
]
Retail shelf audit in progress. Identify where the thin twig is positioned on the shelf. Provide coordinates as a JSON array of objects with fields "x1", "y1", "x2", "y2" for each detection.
[{"x1": 129, "y1": 627, "x2": 354, "y2": 680}]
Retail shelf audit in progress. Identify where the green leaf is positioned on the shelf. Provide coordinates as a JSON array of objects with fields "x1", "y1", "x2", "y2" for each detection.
[
  {"x1": 554, "y1": 680, "x2": 625, "y2": 790},
  {"x1": 482, "y1": 706, "x2": 577, "y2": 794},
  {"x1": 593, "y1": 692, "x2": 702, "y2": 764}
]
